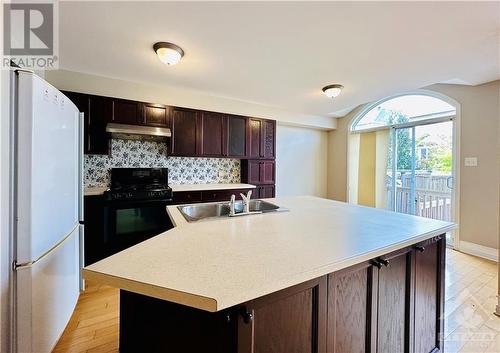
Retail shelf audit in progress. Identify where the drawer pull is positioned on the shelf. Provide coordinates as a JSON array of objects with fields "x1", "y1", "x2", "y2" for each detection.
[
  {"x1": 240, "y1": 308, "x2": 253, "y2": 323},
  {"x1": 378, "y1": 258, "x2": 390, "y2": 267}
]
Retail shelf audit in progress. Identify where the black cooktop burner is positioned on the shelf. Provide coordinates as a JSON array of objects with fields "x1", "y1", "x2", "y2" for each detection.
[{"x1": 105, "y1": 168, "x2": 173, "y2": 201}]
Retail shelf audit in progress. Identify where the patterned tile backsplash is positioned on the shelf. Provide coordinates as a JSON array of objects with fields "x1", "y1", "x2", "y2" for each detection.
[{"x1": 84, "y1": 139, "x2": 241, "y2": 187}]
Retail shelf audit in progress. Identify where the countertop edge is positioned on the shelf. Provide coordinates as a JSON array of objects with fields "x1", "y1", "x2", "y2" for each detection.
[
  {"x1": 82, "y1": 269, "x2": 219, "y2": 312},
  {"x1": 84, "y1": 183, "x2": 256, "y2": 196},
  {"x1": 83, "y1": 223, "x2": 455, "y2": 312}
]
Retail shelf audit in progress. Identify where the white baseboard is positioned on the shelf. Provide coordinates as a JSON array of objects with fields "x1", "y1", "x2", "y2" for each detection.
[{"x1": 458, "y1": 241, "x2": 498, "y2": 262}]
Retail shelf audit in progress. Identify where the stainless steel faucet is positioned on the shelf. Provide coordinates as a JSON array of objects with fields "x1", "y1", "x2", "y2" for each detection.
[
  {"x1": 229, "y1": 194, "x2": 236, "y2": 216},
  {"x1": 240, "y1": 190, "x2": 252, "y2": 213}
]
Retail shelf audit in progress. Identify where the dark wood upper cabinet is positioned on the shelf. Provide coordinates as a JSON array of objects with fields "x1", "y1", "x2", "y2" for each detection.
[
  {"x1": 199, "y1": 111, "x2": 224, "y2": 157},
  {"x1": 112, "y1": 99, "x2": 142, "y2": 125},
  {"x1": 248, "y1": 118, "x2": 276, "y2": 159},
  {"x1": 226, "y1": 115, "x2": 247, "y2": 157},
  {"x1": 237, "y1": 277, "x2": 327, "y2": 353},
  {"x1": 248, "y1": 118, "x2": 262, "y2": 158},
  {"x1": 262, "y1": 119, "x2": 276, "y2": 159},
  {"x1": 61, "y1": 90, "x2": 277, "y2": 159},
  {"x1": 143, "y1": 103, "x2": 170, "y2": 127},
  {"x1": 170, "y1": 107, "x2": 198, "y2": 156},
  {"x1": 63, "y1": 91, "x2": 111, "y2": 155}
]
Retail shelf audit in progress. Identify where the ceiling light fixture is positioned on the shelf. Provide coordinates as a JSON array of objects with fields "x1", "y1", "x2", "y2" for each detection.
[
  {"x1": 153, "y1": 42, "x2": 184, "y2": 65},
  {"x1": 322, "y1": 84, "x2": 344, "y2": 98}
]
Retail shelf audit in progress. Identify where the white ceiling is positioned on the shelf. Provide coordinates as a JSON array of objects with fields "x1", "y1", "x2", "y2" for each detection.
[{"x1": 58, "y1": 1, "x2": 500, "y2": 119}]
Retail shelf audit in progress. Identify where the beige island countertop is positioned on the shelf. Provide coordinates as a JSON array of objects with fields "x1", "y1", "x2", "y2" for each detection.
[{"x1": 82, "y1": 196, "x2": 455, "y2": 312}]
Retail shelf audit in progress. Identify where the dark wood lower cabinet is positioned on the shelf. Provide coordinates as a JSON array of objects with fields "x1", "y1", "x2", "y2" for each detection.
[
  {"x1": 118, "y1": 236, "x2": 445, "y2": 353},
  {"x1": 327, "y1": 262, "x2": 375, "y2": 353},
  {"x1": 414, "y1": 237, "x2": 444, "y2": 353},
  {"x1": 238, "y1": 277, "x2": 326, "y2": 353}
]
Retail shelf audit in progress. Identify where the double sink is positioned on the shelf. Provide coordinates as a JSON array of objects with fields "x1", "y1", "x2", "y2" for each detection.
[{"x1": 178, "y1": 199, "x2": 287, "y2": 222}]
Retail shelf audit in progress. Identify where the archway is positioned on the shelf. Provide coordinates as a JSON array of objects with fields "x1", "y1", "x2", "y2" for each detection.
[{"x1": 347, "y1": 91, "x2": 460, "y2": 247}]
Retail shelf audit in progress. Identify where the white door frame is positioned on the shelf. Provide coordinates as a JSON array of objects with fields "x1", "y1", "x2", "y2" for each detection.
[{"x1": 347, "y1": 89, "x2": 461, "y2": 249}]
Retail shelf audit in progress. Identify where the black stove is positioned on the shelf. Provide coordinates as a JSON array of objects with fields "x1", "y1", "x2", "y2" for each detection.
[{"x1": 105, "y1": 168, "x2": 173, "y2": 201}]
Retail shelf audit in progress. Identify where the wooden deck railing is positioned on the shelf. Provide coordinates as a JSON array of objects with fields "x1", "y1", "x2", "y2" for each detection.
[{"x1": 387, "y1": 173, "x2": 453, "y2": 222}]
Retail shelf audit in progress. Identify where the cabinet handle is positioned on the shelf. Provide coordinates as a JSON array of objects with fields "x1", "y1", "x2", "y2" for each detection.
[
  {"x1": 240, "y1": 308, "x2": 253, "y2": 324},
  {"x1": 378, "y1": 258, "x2": 390, "y2": 267},
  {"x1": 415, "y1": 246, "x2": 425, "y2": 253}
]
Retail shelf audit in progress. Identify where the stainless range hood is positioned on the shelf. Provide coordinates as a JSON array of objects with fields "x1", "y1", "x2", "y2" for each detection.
[{"x1": 106, "y1": 123, "x2": 171, "y2": 141}]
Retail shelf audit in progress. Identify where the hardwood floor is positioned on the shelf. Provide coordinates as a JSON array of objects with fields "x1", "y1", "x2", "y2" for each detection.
[
  {"x1": 52, "y1": 249, "x2": 499, "y2": 353},
  {"x1": 444, "y1": 249, "x2": 499, "y2": 353},
  {"x1": 52, "y1": 280, "x2": 119, "y2": 353}
]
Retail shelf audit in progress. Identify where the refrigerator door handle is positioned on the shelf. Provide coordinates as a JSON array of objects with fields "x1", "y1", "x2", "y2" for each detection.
[
  {"x1": 78, "y1": 112, "x2": 84, "y2": 222},
  {"x1": 13, "y1": 223, "x2": 79, "y2": 270}
]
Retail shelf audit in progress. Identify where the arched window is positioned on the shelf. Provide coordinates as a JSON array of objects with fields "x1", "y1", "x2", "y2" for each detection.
[{"x1": 351, "y1": 94, "x2": 456, "y2": 133}]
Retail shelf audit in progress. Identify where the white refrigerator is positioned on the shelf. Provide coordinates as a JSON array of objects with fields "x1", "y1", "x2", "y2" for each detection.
[{"x1": 10, "y1": 70, "x2": 83, "y2": 353}]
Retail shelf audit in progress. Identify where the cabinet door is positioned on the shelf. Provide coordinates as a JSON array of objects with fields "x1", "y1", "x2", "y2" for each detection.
[
  {"x1": 88, "y1": 95, "x2": 112, "y2": 154},
  {"x1": 262, "y1": 119, "x2": 276, "y2": 159},
  {"x1": 171, "y1": 108, "x2": 198, "y2": 156},
  {"x1": 238, "y1": 277, "x2": 327, "y2": 353},
  {"x1": 172, "y1": 191, "x2": 203, "y2": 204},
  {"x1": 227, "y1": 115, "x2": 247, "y2": 157},
  {"x1": 376, "y1": 249, "x2": 412, "y2": 353},
  {"x1": 112, "y1": 99, "x2": 141, "y2": 125},
  {"x1": 261, "y1": 161, "x2": 275, "y2": 184},
  {"x1": 259, "y1": 185, "x2": 275, "y2": 199},
  {"x1": 63, "y1": 91, "x2": 111, "y2": 155},
  {"x1": 143, "y1": 103, "x2": 170, "y2": 127},
  {"x1": 413, "y1": 238, "x2": 444, "y2": 353},
  {"x1": 327, "y1": 262, "x2": 376, "y2": 353},
  {"x1": 200, "y1": 111, "x2": 224, "y2": 156},
  {"x1": 246, "y1": 160, "x2": 261, "y2": 185},
  {"x1": 248, "y1": 118, "x2": 263, "y2": 158}
]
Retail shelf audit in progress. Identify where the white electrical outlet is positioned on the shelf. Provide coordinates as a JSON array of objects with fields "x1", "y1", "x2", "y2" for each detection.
[{"x1": 464, "y1": 157, "x2": 478, "y2": 167}]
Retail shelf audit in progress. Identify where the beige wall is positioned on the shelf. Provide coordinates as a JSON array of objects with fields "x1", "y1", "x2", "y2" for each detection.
[
  {"x1": 327, "y1": 80, "x2": 500, "y2": 251},
  {"x1": 45, "y1": 70, "x2": 336, "y2": 130},
  {"x1": 358, "y1": 132, "x2": 376, "y2": 207},
  {"x1": 276, "y1": 124, "x2": 328, "y2": 198}
]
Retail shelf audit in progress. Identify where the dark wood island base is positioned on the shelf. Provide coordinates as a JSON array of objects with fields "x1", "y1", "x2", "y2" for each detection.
[{"x1": 119, "y1": 235, "x2": 445, "y2": 353}]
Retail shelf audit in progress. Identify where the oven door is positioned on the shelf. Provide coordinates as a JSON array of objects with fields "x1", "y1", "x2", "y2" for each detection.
[{"x1": 103, "y1": 199, "x2": 173, "y2": 255}]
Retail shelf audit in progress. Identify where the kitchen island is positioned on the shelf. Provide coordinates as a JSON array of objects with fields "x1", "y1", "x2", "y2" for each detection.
[{"x1": 82, "y1": 196, "x2": 454, "y2": 353}]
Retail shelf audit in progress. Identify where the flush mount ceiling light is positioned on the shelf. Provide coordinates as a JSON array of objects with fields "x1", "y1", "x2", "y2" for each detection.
[
  {"x1": 153, "y1": 42, "x2": 184, "y2": 65},
  {"x1": 322, "y1": 84, "x2": 344, "y2": 98}
]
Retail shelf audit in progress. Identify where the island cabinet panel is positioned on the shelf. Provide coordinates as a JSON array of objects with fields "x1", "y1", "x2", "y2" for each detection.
[
  {"x1": 116, "y1": 236, "x2": 445, "y2": 353},
  {"x1": 238, "y1": 277, "x2": 327, "y2": 353},
  {"x1": 326, "y1": 262, "x2": 376, "y2": 353},
  {"x1": 376, "y1": 249, "x2": 412, "y2": 353},
  {"x1": 170, "y1": 107, "x2": 199, "y2": 156},
  {"x1": 413, "y1": 238, "x2": 444, "y2": 353},
  {"x1": 120, "y1": 291, "x2": 237, "y2": 353},
  {"x1": 200, "y1": 111, "x2": 225, "y2": 156}
]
